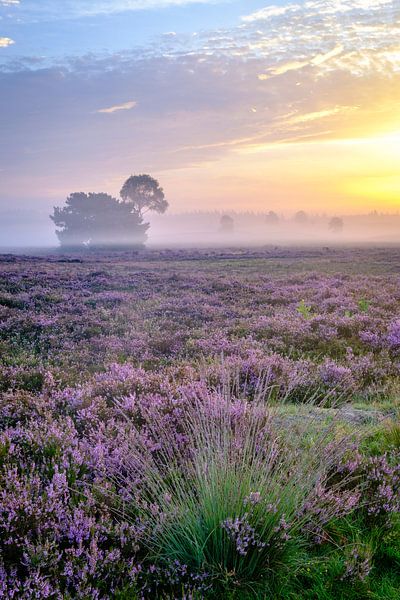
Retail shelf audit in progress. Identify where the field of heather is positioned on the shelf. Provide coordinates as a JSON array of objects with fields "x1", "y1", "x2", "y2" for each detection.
[{"x1": 0, "y1": 247, "x2": 399, "y2": 599}]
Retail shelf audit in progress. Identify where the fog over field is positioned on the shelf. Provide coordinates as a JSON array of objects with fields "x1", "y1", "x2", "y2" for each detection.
[
  {"x1": 1, "y1": 205, "x2": 400, "y2": 249},
  {"x1": 148, "y1": 211, "x2": 400, "y2": 247}
]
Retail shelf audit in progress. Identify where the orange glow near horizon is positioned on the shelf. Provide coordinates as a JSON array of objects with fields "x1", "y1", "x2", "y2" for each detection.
[
  {"x1": 1, "y1": 0, "x2": 399, "y2": 218},
  {"x1": 161, "y1": 129, "x2": 400, "y2": 215}
]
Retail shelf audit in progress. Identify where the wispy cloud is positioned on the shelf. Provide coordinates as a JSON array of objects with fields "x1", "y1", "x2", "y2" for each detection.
[
  {"x1": 1, "y1": 0, "x2": 229, "y2": 21},
  {"x1": 242, "y1": 0, "x2": 393, "y2": 22},
  {"x1": 71, "y1": 0, "x2": 229, "y2": 16},
  {"x1": 0, "y1": 37, "x2": 14, "y2": 47},
  {"x1": 258, "y1": 44, "x2": 344, "y2": 79},
  {"x1": 241, "y1": 4, "x2": 299, "y2": 22},
  {"x1": 287, "y1": 106, "x2": 356, "y2": 124},
  {"x1": 97, "y1": 100, "x2": 137, "y2": 114}
]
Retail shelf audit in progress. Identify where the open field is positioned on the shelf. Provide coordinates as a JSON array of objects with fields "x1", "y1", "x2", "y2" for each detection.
[{"x1": 0, "y1": 247, "x2": 399, "y2": 598}]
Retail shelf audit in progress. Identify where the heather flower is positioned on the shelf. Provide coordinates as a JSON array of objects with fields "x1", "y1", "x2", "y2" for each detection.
[
  {"x1": 1, "y1": 248, "x2": 399, "y2": 597},
  {"x1": 319, "y1": 359, "x2": 354, "y2": 391},
  {"x1": 222, "y1": 514, "x2": 266, "y2": 556},
  {"x1": 342, "y1": 546, "x2": 373, "y2": 582},
  {"x1": 245, "y1": 491, "x2": 261, "y2": 506},
  {"x1": 387, "y1": 319, "x2": 400, "y2": 354}
]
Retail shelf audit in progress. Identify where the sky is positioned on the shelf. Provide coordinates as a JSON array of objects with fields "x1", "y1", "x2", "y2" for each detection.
[{"x1": 0, "y1": 0, "x2": 399, "y2": 221}]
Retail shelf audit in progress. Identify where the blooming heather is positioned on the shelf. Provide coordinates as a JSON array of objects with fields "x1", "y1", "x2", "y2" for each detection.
[{"x1": 0, "y1": 248, "x2": 399, "y2": 597}]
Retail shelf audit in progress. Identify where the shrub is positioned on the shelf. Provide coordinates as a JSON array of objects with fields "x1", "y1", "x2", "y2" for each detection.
[{"x1": 107, "y1": 390, "x2": 363, "y2": 595}]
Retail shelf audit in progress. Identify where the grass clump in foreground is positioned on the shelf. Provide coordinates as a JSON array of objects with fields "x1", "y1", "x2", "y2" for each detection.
[{"x1": 107, "y1": 386, "x2": 400, "y2": 598}]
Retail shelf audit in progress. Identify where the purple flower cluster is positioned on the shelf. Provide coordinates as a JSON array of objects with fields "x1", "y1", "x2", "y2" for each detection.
[
  {"x1": 387, "y1": 319, "x2": 400, "y2": 354},
  {"x1": 342, "y1": 451, "x2": 400, "y2": 517},
  {"x1": 132, "y1": 560, "x2": 212, "y2": 598},
  {"x1": 222, "y1": 514, "x2": 266, "y2": 556},
  {"x1": 342, "y1": 546, "x2": 372, "y2": 582}
]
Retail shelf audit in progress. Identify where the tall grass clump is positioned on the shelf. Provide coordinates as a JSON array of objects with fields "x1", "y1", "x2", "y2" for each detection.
[{"x1": 107, "y1": 384, "x2": 363, "y2": 595}]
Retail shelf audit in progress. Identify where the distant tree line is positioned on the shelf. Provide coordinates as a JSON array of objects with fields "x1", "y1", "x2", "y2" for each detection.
[
  {"x1": 219, "y1": 214, "x2": 235, "y2": 233},
  {"x1": 218, "y1": 211, "x2": 344, "y2": 234},
  {"x1": 51, "y1": 174, "x2": 168, "y2": 249},
  {"x1": 51, "y1": 179, "x2": 345, "y2": 248}
]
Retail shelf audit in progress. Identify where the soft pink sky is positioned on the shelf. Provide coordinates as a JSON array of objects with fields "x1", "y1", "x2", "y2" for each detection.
[{"x1": 0, "y1": 0, "x2": 399, "y2": 215}]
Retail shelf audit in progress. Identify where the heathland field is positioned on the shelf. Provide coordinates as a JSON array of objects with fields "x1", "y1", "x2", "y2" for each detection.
[{"x1": 0, "y1": 247, "x2": 399, "y2": 598}]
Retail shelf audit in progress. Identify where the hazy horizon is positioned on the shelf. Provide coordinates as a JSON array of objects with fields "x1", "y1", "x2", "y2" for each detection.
[{"x1": 1, "y1": 206, "x2": 399, "y2": 248}]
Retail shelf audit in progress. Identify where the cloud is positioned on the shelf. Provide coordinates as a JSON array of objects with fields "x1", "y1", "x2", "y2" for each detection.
[
  {"x1": 97, "y1": 100, "x2": 137, "y2": 114},
  {"x1": 258, "y1": 45, "x2": 344, "y2": 78},
  {"x1": 241, "y1": 4, "x2": 299, "y2": 22},
  {"x1": 242, "y1": 0, "x2": 393, "y2": 22},
  {"x1": 287, "y1": 106, "x2": 356, "y2": 124},
  {"x1": 2, "y1": 0, "x2": 229, "y2": 21},
  {"x1": 0, "y1": 37, "x2": 15, "y2": 48},
  {"x1": 72, "y1": 0, "x2": 228, "y2": 16},
  {"x1": 258, "y1": 60, "x2": 308, "y2": 79},
  {"x1": 311, "y1": 45, "x2": 344, "y2": 66},
  {"x1": 0, "y1": 0, "x2": 398, "y2": 205}
]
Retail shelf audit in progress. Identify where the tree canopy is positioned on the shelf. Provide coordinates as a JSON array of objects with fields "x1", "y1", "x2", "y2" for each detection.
[
  {"x1": 120, "y1": 174, "x2": 168, "y2": 218},
  {"x1": 51, "y1": 175, "x2": 168, "y2": 249},
  {"x1": 294, "y1": 210, "x2": 309, "y2": 224},
  {"x1": 329, "y1": 216, "x2": 344, "y2": 233},
  {"x1": 265, "y1": 211, "x2": 279, "y2": 225},
  {"x1": 219, "y1": 214, "x2": 234, "y2": 233}
]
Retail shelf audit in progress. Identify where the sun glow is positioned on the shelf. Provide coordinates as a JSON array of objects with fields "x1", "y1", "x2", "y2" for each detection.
[
  {"x1": 336, "y1": 131, "x2": 400, "y2": 207},
  {"x1": 163, "y1": 128, "x2": 400, "y2": 214}
]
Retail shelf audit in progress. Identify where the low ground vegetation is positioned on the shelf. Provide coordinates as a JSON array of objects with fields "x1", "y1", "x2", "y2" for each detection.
[{"x1": 0, "y1": 247, "x2": 399, "y2": 598}]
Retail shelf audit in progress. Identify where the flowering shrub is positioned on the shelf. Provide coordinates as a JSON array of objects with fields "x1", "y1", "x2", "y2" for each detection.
[
  {"x1": 102, "y1": 389, "x2": 378, "y2": 590},
  {"x1": 222, "y1": 514, "x2": 267, "y2": 556},
  {"x1": 340, "y1": 450, "x2": 400, "y2": 518},
  {"x1": 387, "y1": 319, "x2": 400, "y2": 355}
]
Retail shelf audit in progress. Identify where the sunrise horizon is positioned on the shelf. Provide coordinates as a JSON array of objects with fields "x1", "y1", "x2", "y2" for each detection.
[{"x1": 1, "y1": 0, "x2": 398, "y2": 224}]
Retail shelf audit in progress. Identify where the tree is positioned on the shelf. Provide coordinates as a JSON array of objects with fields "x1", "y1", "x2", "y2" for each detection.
[
  {"x1": 120, "y1": 174, "x2": 168, "y2": 219},
  {"x1": 219, "y1": 214, "x2": 234, "y2": 233},
  {"x1": 329, "y1": 216, "x2": 344, "y2": 233},
  {"x1": 51, "y1": 174, "x2": 168, "y2": 249},
  {"x1": 51, "y1": 192, "x2": 149, "y2": 249},
  {"x1": 294, "y1": 210, "x2": 309, "y2": 225},
  {"x1": 265, "y1": 211, "x2": 279, "y2": 225}
]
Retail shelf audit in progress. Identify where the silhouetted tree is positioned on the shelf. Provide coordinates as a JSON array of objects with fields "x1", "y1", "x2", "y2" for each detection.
[
  {"x1": 219, "y1": 214, "x2": 234, "y2": 233},
  {"x1": 265, "y1": 211, "x2": 279, "y2": 225},
  {"x1": 294, "y1": 210, "x2": 309, "y2": 224},
  {"x1": 51, "y1": 192, "x2": 149, "y2": 248},
  {"x1": 329, "y1": 216, "x2": 344, "y2": 233},
  {"x1": 51, "y1": 174, "x2": 169, "y2": 249},
  {"x1": 120, "y1": 174, "x2": 168, "y2": 219}
]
